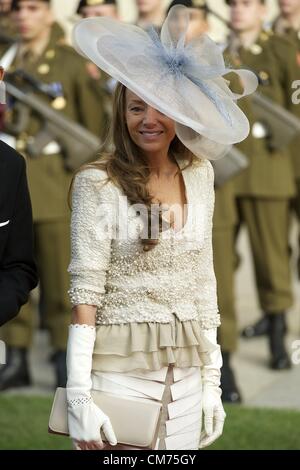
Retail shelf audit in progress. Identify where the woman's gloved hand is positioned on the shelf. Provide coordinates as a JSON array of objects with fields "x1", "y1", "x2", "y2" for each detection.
[
  {"x1": 199, "y1": 328, "x2": 226, "y2": 449},
  {"x1": 66, "y1": 324, "x2": 117, "y2": 450}
]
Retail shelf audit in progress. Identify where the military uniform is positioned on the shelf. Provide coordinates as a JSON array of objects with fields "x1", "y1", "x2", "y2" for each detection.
[
  {"x1": 226, "y1": 32, "x2": 298, "y2": 311},
  {"x1": 213, "y1": 181, "x2": 237, "y2": 352},
  {"x1": 220, "y1": 30, "x2": 300, "y2": 371},
  {"x1": 273, "y1": 18, "x2": 300, "y2": 275},
  {"x1": 50, "y1": 21, "x2": 66, "y2": 44},
  {"x1": 0, "y1": 16, "x2": 108, "y2": 366},
  {"x1": 76, "y1": 0, "x2": 116, "y2": 119},
  {"x1": 213, "y1": 67, "x2": 255, "y2": 355},
  {"x1": 0, "y1": 11, "x2": 17, "y2": 44}
]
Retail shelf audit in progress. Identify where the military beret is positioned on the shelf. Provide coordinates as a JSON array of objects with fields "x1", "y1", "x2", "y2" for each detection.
[
  {"x1": 167, "y1": 0, "x2": 208, "y2": 12},
  {"x1": 77, "y1": 0, "x2": 116, "y2": 14},
  {"x1": 225, "y1": 0, "x2": 265, "y2": 4},
  {"x1": 11, "y1": 0, "x2": 50, "y2": 10}
]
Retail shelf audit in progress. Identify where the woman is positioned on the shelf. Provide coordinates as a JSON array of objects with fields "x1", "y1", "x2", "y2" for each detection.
[{"x1": 66, "y1": 5, "x2": 257, "y2": 451}]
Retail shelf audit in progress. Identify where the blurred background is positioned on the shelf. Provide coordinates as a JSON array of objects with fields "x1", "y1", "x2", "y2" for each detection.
[{"x1": 52, "y1": 0, "x2": 279, "y2": 41}]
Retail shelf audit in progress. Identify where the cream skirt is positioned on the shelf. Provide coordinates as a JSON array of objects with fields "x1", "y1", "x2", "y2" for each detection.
[{"x1": 91, "y1": 364, "x2": 202, "y2": 450}]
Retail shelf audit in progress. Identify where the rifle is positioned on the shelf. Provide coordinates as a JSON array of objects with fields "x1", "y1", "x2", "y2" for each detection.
[
  {"x1": 4, "y1": 71, "x2": 102, "y2": 171},
  {"x1": 212, "y1": 146, "x2": 248, "y2": 187},
  {"x1": 212, "y1": 90, "x2": 300, "y2": 186},
  {"x1": 211, "y1": 90, "x2": 300, "y2": 187},
  {"x1": 198, "y1": 9, "x2": 300, "y2": 151},
  {"x1": 251, "y1": 92, "x2": 300, "y2": 151}
]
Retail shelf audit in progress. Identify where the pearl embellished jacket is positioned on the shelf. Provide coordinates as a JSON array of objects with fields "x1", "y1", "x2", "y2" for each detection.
[{"x1": 68, "y1": 157, "x2": 220, "y2": 329}]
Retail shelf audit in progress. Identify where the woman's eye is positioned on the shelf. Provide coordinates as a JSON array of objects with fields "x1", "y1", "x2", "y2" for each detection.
[{"x1": 130, "y1": 107, "x2": 143, "y2": 112}]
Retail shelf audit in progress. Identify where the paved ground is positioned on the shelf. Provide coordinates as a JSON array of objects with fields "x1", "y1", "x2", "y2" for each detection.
[
  {"x1": 2, "y1": 227, "x2": 300, "y2": 409},
  {"x1": 233, "y1": 225, "x2": 300, "y2": 409}
]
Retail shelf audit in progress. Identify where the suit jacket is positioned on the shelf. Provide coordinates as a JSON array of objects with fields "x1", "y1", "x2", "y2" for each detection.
[{"x1": 0, "y1": 140, "x2": 38, "y2": 326}]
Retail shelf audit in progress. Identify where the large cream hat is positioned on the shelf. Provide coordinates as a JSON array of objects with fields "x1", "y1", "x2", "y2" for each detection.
[{"x1": 72, "y1": 5, "x2": 258, "y2": 160}]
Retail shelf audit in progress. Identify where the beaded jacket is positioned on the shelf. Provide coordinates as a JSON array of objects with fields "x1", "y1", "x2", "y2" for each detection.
[{"x1": 68, "y1": 156, "x2": 220, "y2": 330}]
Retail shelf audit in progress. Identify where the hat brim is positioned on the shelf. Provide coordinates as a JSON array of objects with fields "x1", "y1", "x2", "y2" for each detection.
[{"x1": 72, "y1": 7, "x2": 256, "y2": 160}]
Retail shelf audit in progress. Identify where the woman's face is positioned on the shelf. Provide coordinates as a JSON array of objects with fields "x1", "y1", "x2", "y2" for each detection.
[{"x1": 125, "y1": 89, "x2": 176, "y2": 156}]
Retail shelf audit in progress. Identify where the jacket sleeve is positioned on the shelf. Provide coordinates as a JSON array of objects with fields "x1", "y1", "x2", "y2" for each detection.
[
  {"x1": 195, "y1": 161, "x2": 220, "y2": 330},
  {"x1": 0, "y1": 158, "x2": 38, "y2": 326},
  {"x1": 68, "y1": 168, "x2": 114, "y2": 309}
]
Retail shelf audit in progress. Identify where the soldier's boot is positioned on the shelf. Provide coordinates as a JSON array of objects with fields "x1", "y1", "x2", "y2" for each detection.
[
  {"x1": 220, "y1": 352, "x2": 242, "y2": 404},
  {"x1": 268, "y1": 313, "x2": 291, "y2": 370},
  {"x1": 241, "y1": 315, "x2": 271, "y2": 339},
  {"x1": 0, "y1": 347, "x2": 31, "y2": 391},
  {"x1": 52, "y1": 350, "x2": 67, "y2": 388}
]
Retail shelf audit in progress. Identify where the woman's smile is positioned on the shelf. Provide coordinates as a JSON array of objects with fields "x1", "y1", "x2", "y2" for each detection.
[{"x1": 139, "y1": 130, "x2": 164, "y2": 141}]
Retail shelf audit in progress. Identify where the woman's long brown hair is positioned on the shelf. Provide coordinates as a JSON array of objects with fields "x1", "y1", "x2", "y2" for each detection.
[{"x1": 70, "y1": 82, "x2": 199, "y2": 251}]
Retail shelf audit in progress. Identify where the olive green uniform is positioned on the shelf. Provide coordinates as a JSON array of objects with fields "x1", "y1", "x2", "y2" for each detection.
[
  {"x1": 214, "y1": 31, "x2": 300, "y2": 353},
  {"x1": 213, "y1": 181, "x2": 238, "y2": 351},
  {"x1": 213, "y1": 68, "x2": 255, "y2": 352},
  {"x1": 231, "y1": 32, "x2": 299, "y2": 321},
  {"x1": 273, "y1": 20, "x2": 300, "y2": 274},
  {"x1": 0, "y1": 28, "x2": 108, "y2": 351},
  {"x1": 0, "y1": 13, "x2": 17, "y2": 43}
]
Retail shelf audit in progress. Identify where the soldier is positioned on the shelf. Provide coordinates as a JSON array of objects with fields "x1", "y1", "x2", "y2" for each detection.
[
  {"x1": 0, "y1": 0, "x2": 12, "y2": 13},
  {"x1": 75, "y1": 0, "x2": 117, "y2": 123},
  {"x1": 0, "y1": 0, "x2": 108, "y2": 390},
  {"x1": 0, "y1": 0, "x2": 17, "y2": 42},
  {"x1": 166, "y1": 0, "x2": 209, "y2": 38},
  {"x1": 225, "y1": 0, "x2": 300, "y2": 370},
  {"x1": 76, "y1": 0, "x2": 118, "y2": 18},
  {"x1": 273, "y1": 2, "x2": 300, "y2": 278},
  {"x1": 135, "y1": 0, "x2": 165, "y2": 29},
  {"x1": 273, "y1": 0, "x2": 300, "y2": 44},
  {"x1": 166, "y1": 0, "x2": 243, "y2": 403}
]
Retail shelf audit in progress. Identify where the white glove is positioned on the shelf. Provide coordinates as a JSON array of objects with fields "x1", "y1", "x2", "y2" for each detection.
[
  {"x1": 199, "y1": 328, "x2": 226, "y2": 449},
  {"x1": 66, "y1": 324, "x2": 117, "y2": 447}
]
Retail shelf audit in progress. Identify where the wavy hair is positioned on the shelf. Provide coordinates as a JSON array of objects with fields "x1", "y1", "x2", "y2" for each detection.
[{"x1": 70, "y1": 82, "x2": 198, "y2": 251}]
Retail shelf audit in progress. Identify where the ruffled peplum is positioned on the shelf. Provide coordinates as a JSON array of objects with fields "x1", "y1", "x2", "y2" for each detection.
[{"x1": 92, "y1": 318, "x2": 218, "y2": 372}]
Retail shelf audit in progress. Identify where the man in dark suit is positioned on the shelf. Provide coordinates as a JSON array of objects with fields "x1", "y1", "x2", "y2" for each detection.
[{"x1": 0, "y1": 138, "x2": 38, "y2": 327}]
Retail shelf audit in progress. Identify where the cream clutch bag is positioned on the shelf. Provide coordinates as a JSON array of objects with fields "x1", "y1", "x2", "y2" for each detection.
[{"x1": 48, "y1": 387, "x2": 162, "y2": 449}]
